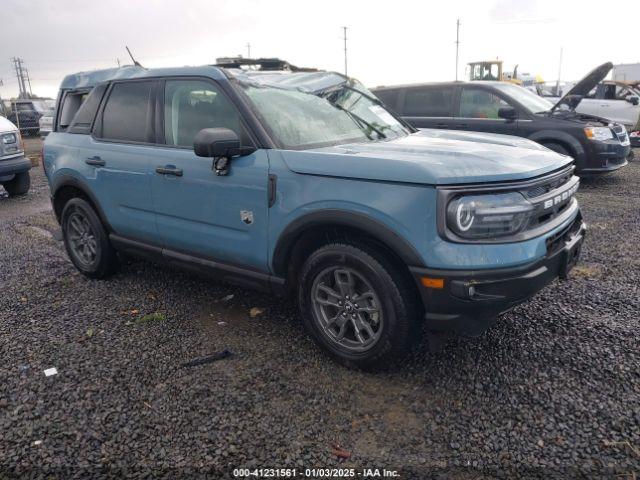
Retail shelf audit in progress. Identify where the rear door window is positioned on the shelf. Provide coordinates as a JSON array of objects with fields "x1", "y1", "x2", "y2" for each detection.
[
  {"x1": 459, "y1": 88, "x2": 509, "y2": 119},
  {"x1": 402, "y1": 87, "x2": 453, "y2": 117},
  {"x1": 374, "y1": 89, "x2": 400, "y2": 112},
  {"x1": 99, "y1": 81, "x2": 154, "y2": 143},
  {"x1": 163, "y1": 79, "x2": 245, "y2": 147}
]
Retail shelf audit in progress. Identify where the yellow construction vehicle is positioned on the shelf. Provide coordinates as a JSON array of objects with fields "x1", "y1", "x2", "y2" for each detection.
[{"x1": 468, "y1": 60, "x2": 523, "y2": 85}]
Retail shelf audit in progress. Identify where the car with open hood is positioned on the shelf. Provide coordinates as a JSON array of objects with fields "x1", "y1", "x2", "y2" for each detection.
[
  {"x1": 43, "y1": 61, "x2": 585, "y2": 368},
  {"x1": 373, "y1": 62, "x2": 631, "y2": 175},
  {"x1": 550, "y1": 68, "x2": 640, "y2": 133}
]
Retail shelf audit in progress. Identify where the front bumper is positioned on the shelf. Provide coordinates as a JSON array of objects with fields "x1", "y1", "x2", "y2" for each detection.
[
  {"x1": 0, "y1": 154, "x2": 31, "y2": 179},
  {"x1": 410, "y1": 213, "x2": 586, "y2": 336},
  {"x1": 580, "y1": 139, "x2": 630, "y2": 174}
]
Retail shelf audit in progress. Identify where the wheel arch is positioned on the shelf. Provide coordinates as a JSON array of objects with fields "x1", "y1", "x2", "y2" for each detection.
[
  {"x1": 271, "y1": 210, "x2": 425, "y2": 289},
  {"x1": 528, "y1": 130, "x2": 585, "y2": 162},
  {"x1": 51, "y1": 175, "x2": 111, "y2": 231}
]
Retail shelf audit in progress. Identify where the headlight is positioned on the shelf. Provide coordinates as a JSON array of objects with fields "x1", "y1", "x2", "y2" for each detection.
[
  {"x1": 2, "y1": 133, "x2": 17, "y2": 144},
  {"x1": 583, "y1": 126, "x2": 613, "y2": 141},
  {"x1": 446, "y1": 192, "x2": 535, "y2": 239}
]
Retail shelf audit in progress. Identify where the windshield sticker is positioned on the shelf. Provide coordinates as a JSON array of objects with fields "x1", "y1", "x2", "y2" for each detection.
[{"x1": 369, "y1": 105, "x2": 400, "y2": 126}]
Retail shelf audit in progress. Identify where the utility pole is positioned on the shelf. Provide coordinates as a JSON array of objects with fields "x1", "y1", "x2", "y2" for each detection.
[
  {"x1": 555, "y1": 47, "x2": 563, "y2": 95},
  {"x1": 246, "y1": 43, "x2": 251, "y2": 59},
  {"x1": 342, "y1": 26, "x2": 348, "y2": 76},
  {"x1": 12, "y1": 57, "x2": 28, "y2": 98},
  {"x1": 455, "y1": 18, "x2": 461, "y2": 81}
]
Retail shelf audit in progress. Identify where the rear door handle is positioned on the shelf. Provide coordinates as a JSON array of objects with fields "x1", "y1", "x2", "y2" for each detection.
[
  {"x1": 85, "y1": 156, "x2": 105, "y2": 167},
  {"x1": 155, "y1": 165, "x2": 183, "y2": 177},
  {"x1": 435, "y1": 123, "x2": 449, "y2": 128},
  {"x1": 454, "y1": 123, "x2": 468, "y2": 128}
]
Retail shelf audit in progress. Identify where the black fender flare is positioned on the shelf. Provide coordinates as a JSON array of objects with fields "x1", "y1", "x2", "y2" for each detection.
[
  {"x1": 51, "y1": 174, "x2": 112, "y2": 231},
  {"x1": 528, "y1": 130, "x2": 586, "y2": 163},
  {"x1": 271, "y1": 209, "x2": 425, "y2": 277}
]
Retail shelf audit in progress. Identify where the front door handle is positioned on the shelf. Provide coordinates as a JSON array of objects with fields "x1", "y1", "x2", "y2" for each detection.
[
  {"x1": 155, "y1": 165, "x2": 183, "y2": 177},
  {"x1": 85, "y1": 156, "x2": 105, "y2": 167},
  {"x1": 454, "y1": 123, "x2": 468, "y2": 128},
  {"x1": 435, "y1": 123, "x2": 449, "y2": 128}
]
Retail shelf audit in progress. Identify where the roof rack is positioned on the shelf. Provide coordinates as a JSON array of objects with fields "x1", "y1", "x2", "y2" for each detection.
[{"x1": 214, "y1": 57, "x2": 318, "y2": 72}]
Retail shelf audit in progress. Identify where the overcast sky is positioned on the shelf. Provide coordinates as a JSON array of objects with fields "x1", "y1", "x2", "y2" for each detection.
[{"x1": 0, "y1": 0, "x2": 638, "y2": 99}]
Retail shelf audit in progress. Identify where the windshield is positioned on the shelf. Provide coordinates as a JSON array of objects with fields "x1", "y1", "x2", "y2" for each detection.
[
  {"x1": 238, "y1": 76, "x2": 409, "y2": 150},
  {"x1": 492, "y1": 82, "x2": 554, "y2": 113}
]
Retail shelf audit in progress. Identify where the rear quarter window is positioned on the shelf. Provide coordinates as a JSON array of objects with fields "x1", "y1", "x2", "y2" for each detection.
[
  {"x1": 67, "y1": 84, "x2": 107, "y2": 135},
  {"x1": 57, "y1": 91, "x2": 90, "y2": 132}
]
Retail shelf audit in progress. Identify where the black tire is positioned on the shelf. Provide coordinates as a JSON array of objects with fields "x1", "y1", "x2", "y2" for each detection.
[
  {"x1": 61, "y1": 197, "x2": 119, "y2": 279},
  {"x1": 542, "y1": 142, "x2": 571, "y2": 156},
  {"x1": 2, "y1": 172, "x2": 30, "y2": 196},
  {"x1": 298, "y1": 242, "x2": 419, "y2": 369}
]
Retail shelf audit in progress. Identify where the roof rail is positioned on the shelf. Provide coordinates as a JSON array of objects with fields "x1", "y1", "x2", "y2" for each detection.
[{"x1": 214, "y1": 57, "x2": 318, "y2": 72}]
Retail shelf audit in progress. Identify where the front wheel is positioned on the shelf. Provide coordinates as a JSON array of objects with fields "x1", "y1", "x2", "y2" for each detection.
[
  {"x1": 2, "y1": 171, "x2": 30, "y2": 196},
  {"x1": 298, "y1": 242, "x2": 419, "y2": 369}
]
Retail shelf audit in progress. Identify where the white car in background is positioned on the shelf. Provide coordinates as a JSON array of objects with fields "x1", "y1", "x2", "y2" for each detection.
[
  {"x1": 546, "y1": 64, "x2": 640, "y2": 132},
  {"x1": 578, "y1": 81, "x2": 640, "y2": 131},
  {"x1": 38, "y1": 99, "x2": 55, "y2": 137}
]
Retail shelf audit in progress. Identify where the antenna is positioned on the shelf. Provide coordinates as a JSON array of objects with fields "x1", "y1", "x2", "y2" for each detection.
[
  {"x1": 125, "y1": 46, "x2": 143, "y2": 67},
  {"x1": 455, "y1": 18, "x2": 461, "y2": 81},
  {"x1": 342, "y1": 26, "x2": 348, "y2": 76}
]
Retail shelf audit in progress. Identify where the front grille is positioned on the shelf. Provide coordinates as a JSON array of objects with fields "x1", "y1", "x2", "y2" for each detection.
[
  {"x1": 525, "y1": 170, "x2": 573, "y2": 199},
  {"x1": 525, "y1": 170, "x2": 579, "y2": 230}
]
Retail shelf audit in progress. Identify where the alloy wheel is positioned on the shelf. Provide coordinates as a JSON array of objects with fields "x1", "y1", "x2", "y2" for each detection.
[
  {"x1": 67, "y1": 211, "x2": 98, "y2": 267},
  {"x1": 310, "y1": 266, "x2": 384, "y2": 352}
]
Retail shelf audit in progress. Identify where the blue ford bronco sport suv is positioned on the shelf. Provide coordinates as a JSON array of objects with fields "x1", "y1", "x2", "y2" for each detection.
[{"x1": 44, "y1": 63, "x2": 585, "y2": 368}]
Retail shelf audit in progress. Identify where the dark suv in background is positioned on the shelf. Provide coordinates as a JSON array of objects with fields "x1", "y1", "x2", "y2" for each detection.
[
  {"x1": 373, "y1": 65, "x2": 631, "y2": 175},
  {"x1": 6, "y1": 99, "x2": 54, "y2": 136}
]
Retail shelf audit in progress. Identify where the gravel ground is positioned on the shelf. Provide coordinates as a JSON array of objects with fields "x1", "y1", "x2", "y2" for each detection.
[{"x1": 0, "y1": 144, "x2": 638, "y2": 479}]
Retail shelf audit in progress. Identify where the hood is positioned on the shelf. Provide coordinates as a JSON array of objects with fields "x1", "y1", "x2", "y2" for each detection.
[
  {"x1": 552, "y1": 62, "x2": 612, "y2": 112},
  {"x1": 281, "y1": 130, "x2": 573, "y2": 186},
  {"x1": 0, "y1": 116, "x2": 18, "y2": 134}
]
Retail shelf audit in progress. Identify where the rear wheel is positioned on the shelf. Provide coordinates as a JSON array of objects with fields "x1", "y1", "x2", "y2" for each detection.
[
  {"x1": 298, "y1": 242, "x2": 419, "y2": 369},
  {"x1": 2, "y1": 172, "x2": 30, "y2": 196},
  {"x1": 61, "y1": 198, "x2": 119, "y2": 278}
]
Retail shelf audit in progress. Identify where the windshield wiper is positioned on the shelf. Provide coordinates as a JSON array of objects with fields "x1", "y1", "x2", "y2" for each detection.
[{"x1": 331, "y1": 102, "x2": 387, "y2": 140}]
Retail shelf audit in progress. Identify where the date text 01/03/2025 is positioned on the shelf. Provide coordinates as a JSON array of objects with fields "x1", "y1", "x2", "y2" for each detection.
[{"x1": 232, "y1": 467, "x2": 401, "y2": 477}]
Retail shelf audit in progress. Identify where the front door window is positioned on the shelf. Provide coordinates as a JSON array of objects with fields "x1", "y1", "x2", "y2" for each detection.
[{"x1": 460, "y1": 89, "x2": 510, "y2": 119}]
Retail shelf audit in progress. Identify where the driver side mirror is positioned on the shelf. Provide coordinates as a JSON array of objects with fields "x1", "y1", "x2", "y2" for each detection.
[
  {"x1": 627, "y1": 95, "x2": 639, "y2": 106},
  {"x1": 498, "y1": 106, "x2": 518, "y2": 121}
]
